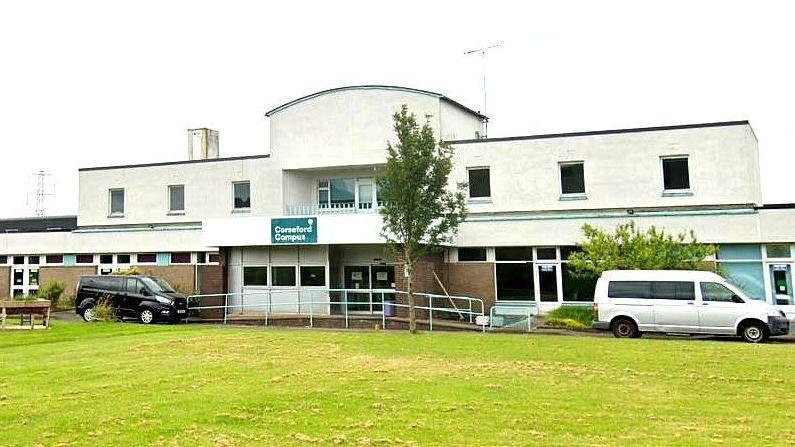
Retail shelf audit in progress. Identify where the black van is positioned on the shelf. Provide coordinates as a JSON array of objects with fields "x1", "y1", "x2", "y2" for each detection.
[{"x1": 75, "y1": 275, "x2": 188, "y2": 324}]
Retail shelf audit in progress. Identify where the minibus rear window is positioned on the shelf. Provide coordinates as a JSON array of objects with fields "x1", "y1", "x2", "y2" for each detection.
[{"x1": 607, "y1": 281, "x2": 651, "y2": 298}]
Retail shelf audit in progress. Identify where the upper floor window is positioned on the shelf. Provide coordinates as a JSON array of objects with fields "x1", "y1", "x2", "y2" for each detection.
[
  {"x1": 168, "y1": 185, "x2": 185, "y2": 214},
  {"x1": 109, "y1": 188, "x2": 125, "y2": 217},
  {"x1": 317, "y1": 178, "x2": 376, "y2": 211},
  {"x1": 661, "y1": 156, "x2": 690, "y2": 191},
  {"x1": 559, "y1": 162, "x2": 585, "y2": 196},
  {"x1": 467, "y1": 167, "x2": 490, "y2": 199},
  {"x1": 233, "y1": 181, "x2": 251, "y2": 210}
]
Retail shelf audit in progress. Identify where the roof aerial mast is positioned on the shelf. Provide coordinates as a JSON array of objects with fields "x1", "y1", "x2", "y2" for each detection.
[{"x1": 464, "y1": 42, "x2": 501, "y2": 138}]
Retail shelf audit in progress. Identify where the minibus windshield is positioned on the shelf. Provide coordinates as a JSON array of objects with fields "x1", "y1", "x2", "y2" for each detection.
[{"x1": 140, "y1": 277, "x2": 176, "y2": 293}]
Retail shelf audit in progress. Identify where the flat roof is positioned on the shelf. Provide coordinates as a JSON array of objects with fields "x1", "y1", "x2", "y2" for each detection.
[
  {"x1": 79, "y1": 154, "x2": 270, "y2": 172},
  {"x1": 447, "y1": 120, "x2": 751, "y2": 144},
  {"x1": 0, "y1": 216, "x2": 77, "y2": 233},
  {"x1": 264, "y1": 85, "x2": 488, "y2": 120}
]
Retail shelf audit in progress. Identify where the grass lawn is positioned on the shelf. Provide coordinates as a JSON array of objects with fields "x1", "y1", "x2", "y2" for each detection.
[{"x1": 0, "y1": 323, "x2": 794, "y2": 446}]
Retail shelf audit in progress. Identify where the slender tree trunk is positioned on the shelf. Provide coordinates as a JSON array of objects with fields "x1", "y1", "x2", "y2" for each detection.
[{"x1": 405, "y1": 258, "x2": 416, "y2": 333}]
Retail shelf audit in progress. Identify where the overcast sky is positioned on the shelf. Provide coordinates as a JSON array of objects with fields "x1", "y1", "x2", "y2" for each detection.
[{"x1": 1, "y1": 1, "x2": 793, "y2": 218}]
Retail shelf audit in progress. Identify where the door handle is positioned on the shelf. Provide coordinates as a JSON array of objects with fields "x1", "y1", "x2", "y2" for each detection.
[
  {"x1": 687, "y1": 302, "x2": 695, "y2": 305},
  {"x1": 701, "y1": 303, "x2": 709, "y2": 306}
]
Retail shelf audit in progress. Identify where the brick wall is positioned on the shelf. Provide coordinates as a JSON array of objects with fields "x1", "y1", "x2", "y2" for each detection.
[
  {"x1": 445, "y1": 262, "x2": 497, "y2": 312},
  {"x1": 0, "y1": 266, "x2": 9, "y2": 299},
  {"x1": 39, "y1": 266, "x2": 96, "y2": 298},
  {"x1": 134, "y1": 265, "x2": 196, "y2": 294},
  {"x1": 393, "y1": 251, "x2": 447, "y2": 319}
]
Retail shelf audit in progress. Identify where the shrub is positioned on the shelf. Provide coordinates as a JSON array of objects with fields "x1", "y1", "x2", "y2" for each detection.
[
  {"x1": 37, "y1": 280, "x2": 65, "y2": 305},
  {"x1": 91, "y1": 297, "x2": 117, "y2": 322},
  {"x1": 543, "y1": 306, "x2": 594, "y2": 330},
  {"x1": 115, "y1": 266, "x2": 142, "y2": 276}
]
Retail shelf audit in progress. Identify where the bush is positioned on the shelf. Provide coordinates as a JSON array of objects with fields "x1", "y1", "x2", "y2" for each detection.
[
  {"x1": 115, "y1": 266, "x2": 142, "y2": 276},
  {"x1": 37, "y1": 280, "x2": 65, "y2": 305},
  {"x1": 91, "y1": 297, "x2": 117, "y2": 322},
  {"x1": 543, "y1": 306, "x2": 594, "y2": 330}
]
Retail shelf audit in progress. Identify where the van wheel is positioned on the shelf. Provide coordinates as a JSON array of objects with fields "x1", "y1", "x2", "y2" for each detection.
[
  {"x1": 740, "y1": 322, "x2": 768, "y2": 343},
  {"x1": 139, "y1": 309, "x2": 155, "y2": 324},
  {"x1": 612, "y1": 317, "x2": 640, "y2": 338},
  {"x1": 81, "y1": 305, "x2": 94, "y2": 322}
]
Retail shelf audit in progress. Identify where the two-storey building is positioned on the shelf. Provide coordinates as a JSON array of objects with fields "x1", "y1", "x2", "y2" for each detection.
[{"x1": 2, "y1": 85, "x2": 795, "y2": 319}]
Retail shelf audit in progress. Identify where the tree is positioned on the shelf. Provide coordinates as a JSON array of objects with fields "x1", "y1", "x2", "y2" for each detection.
[
  {"x1": 378, "y1": 105, "x2": 468, "y2": 333},
  {"x1": 567, "y1": 221, "x2": 715, "y2": 277}
]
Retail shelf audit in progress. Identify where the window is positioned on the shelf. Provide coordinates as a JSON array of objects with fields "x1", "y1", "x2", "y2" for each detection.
[
  {"x1": 117, "y1": 254, "x2": 131, "y2": 264},
  {"x1": 233, "y1": 181, "x2": 251, "y2": 210},
  {"x1": 536, "y1": 248, "x2": 557, "y2": 260},
  {"x1": 109, "y1": 188, "x2": 125, "y2": 216},
  {"x1": 496, "y1": 263, "x2": 534, "y2": 300},
  {"x1": 662, "y1": 157, "x2": 690, "y2": 191},
  {"x1": 651, "y1": 281, "x2": 695, "y2": 300},
  {"x1": 608, "y1": 281, "x2": 651, "y2": 299},
  {"x1": 170, "y1": 252, "x2": 192, "y2": 264},
  {"x1": 458, "y1": 247, "x2": 487, "y2": 262},
  {"x1": 560, "y1": 246, "x2": 582, "y2": 261},
  {"x1": 197, "y1": 252, "x2": 206, "y2": 264},
  {"x1": 300, "y1": 266, "x2": 326, "y2": 287},
  {"x1": 29, "y1": 269, "x2": 39, "y2": 286},
  {"x1": 0, "y1": 256, "x2": 6, "y2": 264},
  {"x1": 495, "y1": 247, "x2": 532, "y2": 261},
  {"x1": 560, "y1": 162, "x2": 585, "y2": 195},
  {"x1": 208, "y1": 253, "x2": 220, "y2": 264},
  {"x1": 45, "y1": 255, "x2": 63, "y2": 264},
  {"x1": 701, "y1": 282, "x2": 741, "y2": 302},
  {"x1": 243, "y1": 266, "x2": 268, "y2": 286},
  {"x1": 28, "y1": 255, "x2": 40, "y2": 265},
  {"x1": 766, "y1": 244, "x2": 791, "y2": 258},
  {"x1": 562, "y1": 264, "x2": 596, "y2": 301},
  {"x1": 168, "y1": 185, "x2": 185, "y2": 214},
  {"x1": 76, "y1": 254, "x2": 94, "y2": 264},
  {"x1": 271, "y1": 266, "x2": 297, "y2": 287},
  {"x1": 13, "y1": 256, "x2": 24, "y2": 265},
  {"x1": 126, "y1": 278, "x2": 142, "y2": 295},
  {"x1": 467, "y1": 167, "x2": 490, "y2": 199},
  {"x1": 358, "y1": 179, "x2": 373, "y2": 210},
  {"x1": 136, "y1": 253, "x2": 156, "y2": 263},
  {"x1": 99, "y1": 254, "x2": 113, "y2": 264}
]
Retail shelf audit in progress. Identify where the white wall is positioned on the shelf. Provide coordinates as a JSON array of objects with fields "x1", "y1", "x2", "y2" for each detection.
[
  {"x1": 450, "y1": 124, "x2": 761, "y2": 214},
  {"x1": 0, "y1": 228, "x2": 207, "y2": 254},
  {"x1": 78, "y1": 156, "x2": 282, "y2": 227}
]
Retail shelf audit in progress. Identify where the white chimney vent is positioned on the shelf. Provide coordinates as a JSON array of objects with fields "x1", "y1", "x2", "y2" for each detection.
[{"x1": 187, "y1": 128, "x2": 219, "y2": 160}]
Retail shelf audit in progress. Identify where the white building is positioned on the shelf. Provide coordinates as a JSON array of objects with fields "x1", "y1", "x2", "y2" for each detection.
[{"x1": 2, "y1": 85, "x2": 795, "y2": 320}]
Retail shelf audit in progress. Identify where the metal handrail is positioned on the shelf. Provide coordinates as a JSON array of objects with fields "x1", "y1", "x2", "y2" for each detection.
[{"x1": 186, "y1": 288, "x2": 486, "y2": 332}]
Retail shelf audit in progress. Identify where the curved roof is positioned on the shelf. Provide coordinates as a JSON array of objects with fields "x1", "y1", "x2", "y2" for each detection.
[{"x1": 264, "y1": 85, "x2": 487, "y2": 120}]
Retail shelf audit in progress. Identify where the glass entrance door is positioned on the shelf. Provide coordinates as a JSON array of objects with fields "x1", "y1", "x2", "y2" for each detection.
[
  {"x1": 370, "y1": 265, "x2": 395, "y2": 312},
  {"x1": 537, "y1": 264, "x2": 558, "y2": 302},
  {"x1": 344, "y1": 265, "x2": 371, "y2": 311}
]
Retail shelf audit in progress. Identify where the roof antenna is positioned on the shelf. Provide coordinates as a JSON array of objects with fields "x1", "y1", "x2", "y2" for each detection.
[{"x1": 464, "y1": 42, "x2": 501, "y2": 138}]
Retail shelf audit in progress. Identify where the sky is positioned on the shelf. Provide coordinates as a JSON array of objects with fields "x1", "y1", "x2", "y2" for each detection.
[{"x1": 1, "y1": 0, "x2": 794, "y2": 218}]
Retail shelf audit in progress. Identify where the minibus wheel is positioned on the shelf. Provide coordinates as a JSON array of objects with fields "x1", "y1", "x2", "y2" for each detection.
[
  {"x1": 611, "y1": 317, "x2": 639, "y2": 338},
  {"x1": 139, "y1": 309, "x2": 155, "y2": 324},
  {"x1": 740, "y1": 321, "x2": 768, "y2": 343},
  {"x1": 81, "y1": 305, "x2": 94, "y2": 322}
]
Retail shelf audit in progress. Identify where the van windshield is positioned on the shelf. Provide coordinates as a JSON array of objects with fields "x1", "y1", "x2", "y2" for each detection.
[{"x1": 140, "y1": 277, "x2": 176, "y2": 293}]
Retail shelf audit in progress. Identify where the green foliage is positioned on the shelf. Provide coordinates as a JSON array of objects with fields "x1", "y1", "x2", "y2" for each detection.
[
  {"x1": 37, "y1": 280, "x2": 65, "y2": 305},
  {"x1": 377, "y1": 105, "x2": 468, "y2": 331},
  {"x1": 9, "y1": 295, "x2": 40, "y2": 302},
  {"x1": 115, "y1": 266, "x2": 142, "y2": 276},
  {"x1": 91, "y1": 297, "x2": 116, "y2": 322},
  {"x1": 568, "y1": 221, "x2": 715, "y2": 278},
  {"x1": 543, "y1": 306, "x2": 594, "y2": 330}
]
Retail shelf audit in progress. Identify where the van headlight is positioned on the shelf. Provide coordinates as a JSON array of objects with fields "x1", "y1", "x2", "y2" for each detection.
[{"x1": 155, "y1": 296, "x2": 173, "y2": 305}]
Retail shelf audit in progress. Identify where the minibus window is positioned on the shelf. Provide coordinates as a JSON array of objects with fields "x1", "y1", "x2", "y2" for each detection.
[
  {"x1": 651, "y1": 281, "x2": 695, "y2": 300},
  {"x1": 607, "y1": 281, "x2": 651, "y2": 299},
  {"x1": 701, "y1": 282, "x2": 741, "y2": 303}
]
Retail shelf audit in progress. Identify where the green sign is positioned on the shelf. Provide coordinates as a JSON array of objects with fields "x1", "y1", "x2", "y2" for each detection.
[{"x1": 271, "y1": 217, "x2": 317, "y2": 244}]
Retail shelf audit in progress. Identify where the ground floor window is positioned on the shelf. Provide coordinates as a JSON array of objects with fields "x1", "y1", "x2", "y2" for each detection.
[
  {"x1": 561, "y1": 264, "x2": 597, "y2": 302},
  {"x1": 271, "y1": 266, "x2": 297, "y2": 287},
  {"x1": 496, "y1": 263, "x2": 533, "y2": 300},
  {"x1": 300, "y1": 266, "x2": 326, "y2": 287},
  {"x1": 243, "y1": 266, "x2": 268, "y2": 286}
]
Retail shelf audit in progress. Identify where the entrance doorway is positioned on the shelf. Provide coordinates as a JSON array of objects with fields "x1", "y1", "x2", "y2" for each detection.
[
  {"x1": 342, "y1": 264, "x2": 395, "y2": 313},
  {"x1": 769, "y1": 264, "x2": 794, "y2": 306}
]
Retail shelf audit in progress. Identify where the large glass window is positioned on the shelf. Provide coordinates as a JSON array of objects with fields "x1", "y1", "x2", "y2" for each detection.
[
  {"x1": 560, "y1": 162, "x2": 585, "y2": 195},
  {"x1": 109, "y1": 188, "x2": 125, "y2": 216},
  {"x1": 300, "y1": 266, "x2": 326, "y2": 287},
  {"x1": 458, "y1": 247, "x2": 487, "y2": 262},
  {"x1": 495, "y1": 247, "x2": 532, "y2": 261},
  {"x1": 271, "y1": 266, "x2": 297, "y2": 287},
  {"x1": 233, "y1": 182, "x2": 251, "y2": 209},
  {"x1": 169, "y1": 185, "x2": 185, "y2": 213},
  {"x1": 766, "y1": 244, "x2": 791, "y2": 258},
  {"x1": 717, "y1": 244, "x2": 762, "y2": 260},
  {"x1": 662, "y1": 157, "x2": 690, "y2": 191},
  {"x1": 496, "y1": 263, "x2": 534, "y2": 300},
  {"x1": 330, "y1": 179, "x2": 355, "y2": 207},
  {"x1": 561, "y1": 264, "x2": 596, "y2": 301},
  {"x1": 243, "y1": 266, "x2": 268, "y2": 286},
  {"x1": 721, "y1": 262, "x2": 765, "y2": 300},
  {"x1": 467, "y1": 167, "x2": 490, "y2": 198}
]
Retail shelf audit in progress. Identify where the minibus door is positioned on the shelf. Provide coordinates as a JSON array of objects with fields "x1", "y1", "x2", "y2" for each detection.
[{"x1": 652, "y1": 281, "x2": 701, "y2": 333}]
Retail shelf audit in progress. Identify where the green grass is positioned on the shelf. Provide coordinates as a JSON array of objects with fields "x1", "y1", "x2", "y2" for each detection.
[
  {"x1": 1, "y1": 322, "x2": 794, "y2": 446},
  {"x1": 543, "y1": 305, "x2": 594, "y2": 330}
]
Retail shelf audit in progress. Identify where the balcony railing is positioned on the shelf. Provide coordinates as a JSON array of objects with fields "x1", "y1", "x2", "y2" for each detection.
[{"x1": 285, "y1": 202, "x2": 386, "y2": 216}]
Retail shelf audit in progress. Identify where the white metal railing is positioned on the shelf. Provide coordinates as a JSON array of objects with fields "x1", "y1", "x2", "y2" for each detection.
[
  {"x1": 284, "y1": 202, "x2": 388, "y2": 216},
  {"x1": 186, "y1": 288, "x2": 485, "y2": 332}
]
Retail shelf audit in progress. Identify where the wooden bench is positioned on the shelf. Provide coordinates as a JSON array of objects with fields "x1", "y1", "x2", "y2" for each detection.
[{"x1": 0, "y1": 300, "x2": 52, "y2": 330}]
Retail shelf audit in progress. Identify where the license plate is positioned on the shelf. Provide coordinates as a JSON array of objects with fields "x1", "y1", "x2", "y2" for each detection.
[{"x1": 177, "y1": 309, "x2": 186, "y2": 314}]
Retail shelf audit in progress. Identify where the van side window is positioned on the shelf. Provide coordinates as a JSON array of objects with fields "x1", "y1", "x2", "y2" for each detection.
[
  {"x1": 608, "y1": 281, "x2": 651, "y2": 298},
  {"x1": 701, "y1": 282, "x2": 740, "y2": 302},
  {"x1": 126, "y1": 278, "x2": 140, "y2": 295},
  {"x1": 651, "y1": 281, "x2": 695, "y2": 300}
]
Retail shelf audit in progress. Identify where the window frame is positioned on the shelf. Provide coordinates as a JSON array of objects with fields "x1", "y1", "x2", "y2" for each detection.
[
  {"x1": 242, "y1": 265, "x2": 269, "y2": 287},
  {"x1": 299, "y1": 265, "x2": 327, "y2": 287},
  {"x1": 457, "y1": 247, "x2": 488, "y2": 262},
  {"x1": 466, "y1": 167, "x2": 491, "y2": 201},
  {"x1": 135, "y1": 253, "x2": 157, "y2": 264},
  {"x1": 168, "y1": 184, "x2": 186, "y2": 215},
  {"x1": 108, "y1": 188, "x2": 125, "y2": 217},
  {"x1": 271, "y1": 265, "x2": 298, "y2": 287},
  {"x1": 660, "y1": 155, "x2": 692, "y2": 195},
  {"x1": 558, "y1": 161, "x2": 586, "y2": 199},
  {"x1": 232, "y1": 181, "x2": 251, "y2": 212}
]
